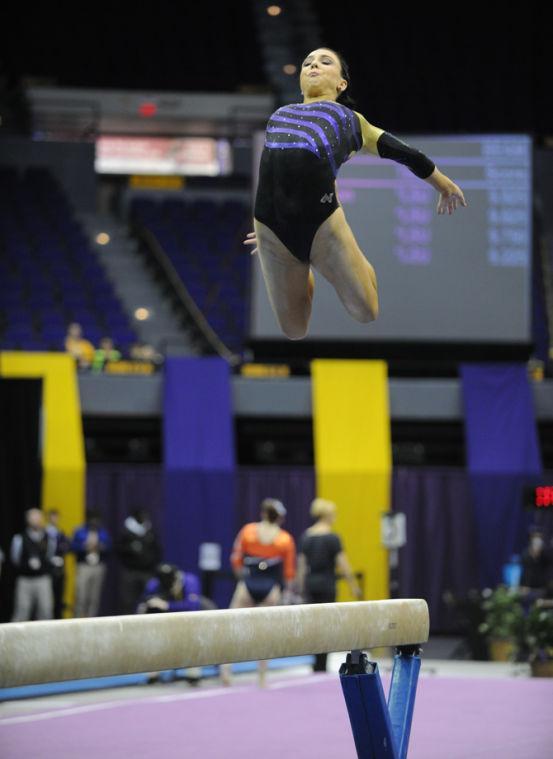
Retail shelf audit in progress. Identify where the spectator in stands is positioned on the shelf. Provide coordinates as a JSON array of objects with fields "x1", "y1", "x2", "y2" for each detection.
[
  {"x1": 91, "y1": 336, "x2": 122, "y2": 373},
  {"x1": 10, "y1": 508, "x2": 55, "y2": 621},
  {"x1": 64, "y1": 322, "x2": 95, "y2": 369},
  {"x1": 297, "y1": 498, "x2": 361, "y2": 672},
  {"x1": 137, "y1": 563, "x2": 214, "y2": 684},
  {"x1": 116, "y1": 508, "x2": 161, "y2": 615},
  {"x1": 222, "y1": 498, "x2": 296, "y2": 686},
  {"x1": 130, "y1": 341, "x2": 163, "y2": 366},
  {"x1": 71, "y1": 510, "x2": 112, "y2": 617},
  {"x1": 46, "y1": 508, "x2": 70, "y2": 619}
]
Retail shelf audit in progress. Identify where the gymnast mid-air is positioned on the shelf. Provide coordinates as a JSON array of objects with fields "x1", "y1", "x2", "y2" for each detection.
[{"x1": 245, "y1": 47, "x2": 467, "y2": 339}]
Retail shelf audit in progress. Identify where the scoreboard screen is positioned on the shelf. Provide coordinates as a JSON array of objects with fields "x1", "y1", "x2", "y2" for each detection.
[{"x1": 250, "y1": 134, "x2": 532, "y2": 343}]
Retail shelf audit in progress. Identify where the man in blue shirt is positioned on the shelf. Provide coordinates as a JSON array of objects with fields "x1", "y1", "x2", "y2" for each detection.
[{"x1": 71, "y1": 510, "x2": 112, "y2": 617}]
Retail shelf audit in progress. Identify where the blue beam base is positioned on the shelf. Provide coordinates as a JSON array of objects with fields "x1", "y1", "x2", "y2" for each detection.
[
  {"x1": 339, "y1": 647, "x2": 422, "y2": 759},
  {"x1": 388, "y1": 646, "x2": 422, "y2": 759}
]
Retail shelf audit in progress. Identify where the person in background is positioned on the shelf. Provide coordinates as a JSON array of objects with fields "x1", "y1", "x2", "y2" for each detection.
[
  {"x1": 10, "y1": 508, "x2": 56, "y2": 621},
  {"x1": 71, "y1": 510, "x2": 112, "y2": 617},
  {"x1": 137, "y1": 563, "x2": 214, "y2": 684},
  {"x1": 91, "y1": 336, "x2": 122, "y2": 373},
  {"x1": 130, "y1": 341, "x2": 163, "y2": 365},
  {"x1": 137, "y1": 563, "x2": 212, "y2": 614},
  {"x1": 45, "y1": 509, "x2": 70, "y2": 619},
  {"x1": 223, "y1": 498, "x2": 296, "y2": 686},
  {"x1": 520, "y1": 527, "x2": 552, "y2": 596},
  {"x1": 64, "y1": 322, "x2": 95, "y2": 369},
  {"x1": 116, "y1": 508, "x2": 161, "y2": 615},
  {"x1": 297, "y1": 498, "x2": 362, "y2": 672}
]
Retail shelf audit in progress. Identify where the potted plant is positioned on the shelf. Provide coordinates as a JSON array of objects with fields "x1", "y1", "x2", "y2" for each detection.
[
  {"x1": 522, "y1": 600, "x2": 553, "y2": 677},
  {"x1": 478, "y1": 586, "x2": 524, "y2": 661}
]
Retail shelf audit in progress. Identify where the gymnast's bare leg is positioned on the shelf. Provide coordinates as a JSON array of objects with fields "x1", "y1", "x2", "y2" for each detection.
[
  {"x1": 252, "y1": 218, "x2": 314, "y2": 340},
  {"x1": 309, "y1": 206, "x2": 378, "y2": 323},
  {"x1": 220, "y1": 582, "x2": 282, "y2": 687},
  {"x1": 246, "y1": 208, "x2": 378, "y2": 339}
]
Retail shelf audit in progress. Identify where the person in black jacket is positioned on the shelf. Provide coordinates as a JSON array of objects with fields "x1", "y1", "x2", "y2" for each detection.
[
  {"x1": 10, "y1": 509, "x2": 56, "y2": 621},
  {"x1": 297, "y1": 498, "x2": 361, "y2": 672},
  {"x1": 116, "y1": 508, "x2": 161, "y2": 615},
  {"x1": 46, "y1": 508, "x2": 70, "y2": 619}
]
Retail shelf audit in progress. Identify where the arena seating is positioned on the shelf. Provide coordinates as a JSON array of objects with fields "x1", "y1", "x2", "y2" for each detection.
[
  {"x1": 0, "y1": 167, "x2": 136, "y2": 353},
  {"x1": 131, "y1": 196, "x2": 251, "y2": 353}
]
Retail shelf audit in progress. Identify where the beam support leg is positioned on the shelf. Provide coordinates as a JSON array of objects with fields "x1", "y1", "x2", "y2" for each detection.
[
  {"x1": 387, "y1": 646, "x2": 422, "y2": 759},
  {"x1": 339, "y1": 651, "x2": 399, "y2": 759},
  {"x1": 339, "y1": 646, "x2": 422, "y2": 759}
]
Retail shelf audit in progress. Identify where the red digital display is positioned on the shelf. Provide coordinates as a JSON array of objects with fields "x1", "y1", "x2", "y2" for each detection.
[
  {"x1": 138, "y1": 102, "x2": 157, "y2": 118},
  {"x1": 536, "y1": 486, "x2": 553, "y2": 508}
]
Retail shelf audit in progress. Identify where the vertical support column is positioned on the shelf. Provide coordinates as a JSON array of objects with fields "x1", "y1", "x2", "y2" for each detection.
[
  {"x1": 163, "y1": 357, "x2": 236, "y2": 609},
  {"x1": 312, "y1": 360, "x2": 392, "y2": 601},
  {"x1": 460, "y1": 363, "x2": 542, "y2": 587},
  {"x1": 0, "y1": 352, "x2": 85, "y2": 615}
]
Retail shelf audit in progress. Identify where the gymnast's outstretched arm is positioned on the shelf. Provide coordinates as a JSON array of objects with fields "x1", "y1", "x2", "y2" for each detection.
[{"x1": 354, "y1": 112, "x2": 467, "y2": 215}]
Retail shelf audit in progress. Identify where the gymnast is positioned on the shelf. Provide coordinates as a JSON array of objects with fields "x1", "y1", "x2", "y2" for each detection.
[
  {"x1": 221, "y1": 498, "x2": 296, "y2": 686},
  {"x1": 244, "y1": 47, "x2": 467, "y2": 339}
]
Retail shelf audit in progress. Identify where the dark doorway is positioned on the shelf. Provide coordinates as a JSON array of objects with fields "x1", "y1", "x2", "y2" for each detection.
[{"x1": 0, "y1": 378, "x2": 42, "y2": 621}]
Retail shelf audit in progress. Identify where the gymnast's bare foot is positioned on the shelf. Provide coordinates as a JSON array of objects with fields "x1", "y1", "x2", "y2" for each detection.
[
  {"x1": 220, "y1": 664, "x2": 232, "y2": 686},
  {"x1": 258, "y1": 661, "x2": 268, "y2": 688}
]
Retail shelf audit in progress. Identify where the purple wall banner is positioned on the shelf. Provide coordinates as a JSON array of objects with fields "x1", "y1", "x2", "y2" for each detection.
[
  {"x1": 163, "y1": 357, "x2": 236, "y2": 607},
  {"x1": 461, "y1": 363, "x2": 542, "y2": 588}
]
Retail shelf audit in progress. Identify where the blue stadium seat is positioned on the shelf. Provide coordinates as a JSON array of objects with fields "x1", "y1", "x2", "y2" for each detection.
[
  {"x1": 131, "y1": 194, "x2": 250, "y2": 352},
  {"x1": 0, "y1": 166, "x2": 135, "y2": 356}
]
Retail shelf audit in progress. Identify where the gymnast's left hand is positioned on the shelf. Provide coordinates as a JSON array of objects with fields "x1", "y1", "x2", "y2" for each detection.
[
  {"x1": 243, "y1": 231, "x2": 258, "y2": 255},
  {"x1": 436, "y1": 180, "x2": 467, "y2": 216}
]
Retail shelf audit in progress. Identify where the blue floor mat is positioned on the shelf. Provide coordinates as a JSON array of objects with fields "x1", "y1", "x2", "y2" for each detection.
[{"x1": 0, "y1": 656, "x2": 315, "y2": 701}]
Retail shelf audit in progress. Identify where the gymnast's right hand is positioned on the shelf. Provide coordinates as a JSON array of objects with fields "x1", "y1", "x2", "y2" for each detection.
[{"x1": 243, "y1": 231, "x2": 258, "y2": 256}]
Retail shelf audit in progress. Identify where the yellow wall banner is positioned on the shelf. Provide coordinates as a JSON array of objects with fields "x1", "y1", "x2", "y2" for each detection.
[
  {"x1": 311, "y1": 360, "x2": 392, "y2": 601},
  {"x1": 0, "y1": 352, "x2": 86, "y2": 615}
]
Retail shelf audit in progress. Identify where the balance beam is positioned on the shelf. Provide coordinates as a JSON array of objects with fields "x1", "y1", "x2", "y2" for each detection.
[{"x1": 0, "y1": 599, "x2": 428, "y2": 689}]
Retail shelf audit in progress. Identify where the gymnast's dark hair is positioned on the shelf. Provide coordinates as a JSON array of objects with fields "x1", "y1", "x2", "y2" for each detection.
[
  {"x1": 331, "y1": 49, "x2": 356, "y2": 109},
  {"x1": 260, "y1": 498, "x2": 285, "y2": 523}
]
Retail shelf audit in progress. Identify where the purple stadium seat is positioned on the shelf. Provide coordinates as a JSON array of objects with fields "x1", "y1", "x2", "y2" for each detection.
[
  {"x1": 0, "y1": 340, "x2": 18, "y2": 350},
  {"x1": 41, "y1": 327, "x2": 66, "y2": 343},
  {"x1": 128, "y1": 193, "x2": 250, "y2": 352},
  {"x1": 18, "y1": 338, "x2": 47, "y2": 351},
  {"x1": 41, "y1": 310, "x2": 66, "y2": 324},
  {"x1": 0, "y1": 167, "x2": 135, "y2": 354},
  {"x1": 5, "y1": 327, "x2": 36, "y2": 341}
]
